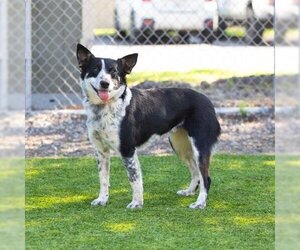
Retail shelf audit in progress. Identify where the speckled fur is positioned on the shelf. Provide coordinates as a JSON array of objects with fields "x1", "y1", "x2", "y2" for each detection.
[
  {"x1": 76, "y1": 44, "x2": 220, "y2": 210},
  {"x1": 84, "y1": 89, "x2": 132, "y2": 153}
]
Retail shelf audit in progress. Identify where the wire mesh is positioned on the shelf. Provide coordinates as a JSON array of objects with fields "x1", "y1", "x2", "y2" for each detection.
[
  {"x1": 0, "y1": 0, "x2": 25, "y2": 110},
  {"x1": 27, "y1": 0, "x2": 299, "y2": 110}
]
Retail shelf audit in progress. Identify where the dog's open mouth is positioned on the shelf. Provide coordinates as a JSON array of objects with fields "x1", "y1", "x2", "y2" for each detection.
[
  {"x1": 98, "y1": 90, "x2": 109, "y2": 102},
  {"x1": 91, "y1": 84, "x2": 110, "y2": 102}
]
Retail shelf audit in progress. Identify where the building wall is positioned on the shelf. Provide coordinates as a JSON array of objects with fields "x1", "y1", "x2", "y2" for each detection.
[
  {"x1": 82, "y1": 0, "x2": 115, "y2": 46},
  {"x1": 31, "y1": 0, "x2": 82, "y2": 94}
]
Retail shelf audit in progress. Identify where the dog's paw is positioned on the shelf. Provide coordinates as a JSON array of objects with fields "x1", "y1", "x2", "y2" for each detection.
[
  {"x1": 91, "y1": 196, "x2": 108, "y2": 206},
  {"x1": 189, "y1": 201, "x2": 206, "y2": 209},
  {"x1": 126, "y1": 200, "x2": 143, "y2": 209},
  {"x1": 177, "y1": 189, "x2": 195, "y2": 196}
]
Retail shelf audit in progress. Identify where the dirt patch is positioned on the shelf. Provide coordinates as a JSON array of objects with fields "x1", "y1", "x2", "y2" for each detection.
[
  {"x1": 0, "y1": 112, "x2": 25, "y2": 157},
  {"x1": 25, "y1": 75, "x2": 275, "y2": 157},
  {"x1": 25, "y1": 111, "x2": 274, "y2": 157},
  {"x1": 135, "y1": 75, "x2": 274, "y2": 108}
]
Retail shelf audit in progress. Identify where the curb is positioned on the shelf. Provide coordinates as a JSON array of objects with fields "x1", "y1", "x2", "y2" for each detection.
[{"x1": 26, "y1": 107, "x2": 273, "y2": 116}]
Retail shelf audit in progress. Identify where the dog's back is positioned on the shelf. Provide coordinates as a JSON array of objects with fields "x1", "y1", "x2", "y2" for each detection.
[{"x1": 120, "y1": 87, "x2": 220, "y2": 151}]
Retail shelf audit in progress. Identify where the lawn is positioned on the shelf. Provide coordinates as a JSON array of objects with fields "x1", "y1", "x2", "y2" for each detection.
[
  {"x1": 26, "y1": 155, "x2": 274, "y2": 249},
  {"x1": 127, "y1": 69, "x2": 244, "y2": 86},
  {"x1": 127, "y1": 69, "x2": 271, "y2": 86},
  {"x1": 0, "y1": 159, "x2": 24, "y2": 249}
]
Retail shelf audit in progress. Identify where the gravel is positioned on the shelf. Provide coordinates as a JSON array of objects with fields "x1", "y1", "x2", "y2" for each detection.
[
  {"x1": 0, "y1": 112, "x2": 25, "y2": 157},
  {"x1": 25, "y1": 111, "x2": 274, "y2": 158},
  {"x1": 135, "y1": 75, "x2": 274, "y2": 108},
  {"x1": 25, "y1": 76, "x2": 275, "y2": 157}
]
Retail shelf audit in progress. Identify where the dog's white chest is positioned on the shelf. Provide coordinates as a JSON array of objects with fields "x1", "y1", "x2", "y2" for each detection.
[{"x1": 86, "y1": 99, "x2": 126, "y2": 152}]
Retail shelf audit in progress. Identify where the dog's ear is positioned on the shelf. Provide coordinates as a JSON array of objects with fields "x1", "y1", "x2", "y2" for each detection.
[
  {"x1": 117, "y1": 53, "x2": 138, "y2": 74},
  {"x1": 76, "y1": 44, "x2": 94, "y2": 72}
]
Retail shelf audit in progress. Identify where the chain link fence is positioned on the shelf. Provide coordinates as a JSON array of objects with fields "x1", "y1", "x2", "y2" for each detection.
[
  {"x1": 21, "y1": 0, "x2": 298, "y2": 110},
  {"x1": 0, "y1": 0, "x2": 25, "y2": 110}
]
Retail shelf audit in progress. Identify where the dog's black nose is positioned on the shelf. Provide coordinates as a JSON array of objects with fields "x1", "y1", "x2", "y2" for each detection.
[{"x1": 100, "y1": 81, "x2": 109, "y2": 89}]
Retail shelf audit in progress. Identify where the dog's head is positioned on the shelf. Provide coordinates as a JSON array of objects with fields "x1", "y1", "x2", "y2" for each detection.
[{"x1": 76, "y1": 44, "x2": 138, "y2": 105}]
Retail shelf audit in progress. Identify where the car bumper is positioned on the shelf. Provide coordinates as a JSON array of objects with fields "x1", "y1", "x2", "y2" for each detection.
[
  {"x1": 134, "y1": 3, "x2": 218, "y2": 31},
  {"x1": 138, "y1": 14, "x2": 218, "y2": 31},
  {"x1": 275, "y1": 4, "x2": 298, "y2": 22}
]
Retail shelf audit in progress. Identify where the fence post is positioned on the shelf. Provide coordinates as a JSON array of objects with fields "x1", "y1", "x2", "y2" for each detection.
[
  {"x1": 25, "y1": 0, "x2": 31, "y2": 111},
  {"x1": 298, "y1": 2, "x2": 300, "y2": 113},
  {"x1": 0, "y1": 0, "x2": 8, "y2": 110}
]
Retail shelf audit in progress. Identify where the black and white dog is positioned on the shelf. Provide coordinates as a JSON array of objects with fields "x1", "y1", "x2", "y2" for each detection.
[{"x1": 76, "y1": 44, "x2": 220, "y2": 209}]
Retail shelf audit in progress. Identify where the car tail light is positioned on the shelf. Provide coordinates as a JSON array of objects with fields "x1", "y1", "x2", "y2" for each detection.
[
  {"x1": 143, "y1": 19, "x2": 154, "y2": 27},
  {"x1": 204, "y1": 19, "x2": 213, "y2": 29},
  {"x1": 142, "y1": 0, "x2": 152, "y2": 2},
  {"x1": 268, "y1": 0, "x2": 275, "y2": 5}
]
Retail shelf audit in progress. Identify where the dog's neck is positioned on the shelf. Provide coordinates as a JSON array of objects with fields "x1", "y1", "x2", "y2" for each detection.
[
  {"x1": 120, "y1": 85, "x2": 127, "y2": 100},
  {"x1": 84, "y1": 87, "x2": 132, "y2": 119}
]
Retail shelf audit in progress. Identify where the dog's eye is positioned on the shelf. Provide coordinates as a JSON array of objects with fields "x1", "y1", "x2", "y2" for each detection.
[
  {"x1": 109, "y1": 68, "x2": 118, "y2": 78},
  {"x1": 109, "y1": 67, "x2": 116, "y2": 73},
  {"x1": 93, "y1": 67, "x2": 99, "y2": 72},
  {"x1": 87, "y1": 66, "x2": 101, "y2": 77}
]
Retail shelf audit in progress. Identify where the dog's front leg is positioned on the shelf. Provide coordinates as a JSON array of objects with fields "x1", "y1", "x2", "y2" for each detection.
[
  {"x1": 91, "y1": 151, "x2": 110, "y2": 206},
  {"x1": 122, "y1": 152, "x2": 144, "y2": 209}
]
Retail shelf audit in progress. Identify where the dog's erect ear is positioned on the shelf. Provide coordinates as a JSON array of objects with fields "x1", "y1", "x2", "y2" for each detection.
[
  {"x1": 117, "y1": 53, "x2": 138, "y2": 74},
  {"x1": 76, "y1": 44, "x2": 94, "y2": 72}
]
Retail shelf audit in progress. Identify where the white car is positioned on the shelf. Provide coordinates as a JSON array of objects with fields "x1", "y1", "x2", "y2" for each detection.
[
  {"x1": 114, "y1": 0, "x2": 219, "y2": 43},
  {"x1": 217, "y1": 0, "x2": 298, "y2": 44},
  {"x1": 275, "y1": 0, "x2": 299, "y2": 42}
]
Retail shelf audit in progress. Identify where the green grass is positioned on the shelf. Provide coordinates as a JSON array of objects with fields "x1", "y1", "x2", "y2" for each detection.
[
  {"x1": 0, "y1": 159, "x2": 25, "y2": 249},
  {"x1": 128, "y1": 69, "x2": 258, "y2": 86},
  {"x1": 225, "y1": 26, "x2": 276, "y2": 41},
  {"x1": 93, "y1": 26, "x2": 298, "y2": 43},
  {"x1": 26, "y1": 155, "x2": 274, "y2": 249},
  {"x1": 225, "y1": 26, "x2": 246, "y2": 38},
  {"x1": 93, "y1": 28, "x2": 116, "y2": 36},
  {"x1": 276, "y1": 155, "x2": 300, "y2": 249},
  {"x1": 285, "y1": 28, "x2": 299, "y2": 41}
]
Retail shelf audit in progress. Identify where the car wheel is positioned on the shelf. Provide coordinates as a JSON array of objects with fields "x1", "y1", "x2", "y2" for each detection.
[
  {"x1": 245, "y1": 7, "x2": 264, "y2": 45},
  {"x1": 129, "y1": 10, "x2": 145, "y2": 44},
  {"x1": 275, "y1": 21, "x2": 287, "y2": 44},
  {"x1": 201, "y1": 29, "x2": 216, "y2": 44},
  {"x1": 216, "y1": 17, "x2": 227, "y2": 39},
  {"x1": 114, "y1": 9, "x2": 126, "y2": 39},
  {"x1": 178, "y1": 30, "x2": 189, "y2": 44}
]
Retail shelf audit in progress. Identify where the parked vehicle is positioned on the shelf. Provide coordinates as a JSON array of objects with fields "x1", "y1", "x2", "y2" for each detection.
[
  {"x1": 216, "y1": 0, "x2": 274, "y2": 44},
  {"x1": 275, "y1": 0, "x2": 299, "y2": 43},
  {"x1": 114, "y1": 0, "x2": 219, "y2": 43},
  {"x1": 217, "y1": 0, "x2": 298, "y2": 44}
]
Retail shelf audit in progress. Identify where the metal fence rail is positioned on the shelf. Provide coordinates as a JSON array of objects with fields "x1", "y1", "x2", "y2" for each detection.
[{"x1": 22, "y1": 0, "x2": 298, "y2": 110}]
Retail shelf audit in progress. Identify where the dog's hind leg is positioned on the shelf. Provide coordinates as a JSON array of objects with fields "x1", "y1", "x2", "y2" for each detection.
[
  {"x1": 189, "y1": 145, "x2": 211, "y2": 209},
  {"x1": 169, "y1": 128, "x2": 200, "y2": 196},
  {"x1": 200, "y1": 151, "x2": 211, "y2": 192}
]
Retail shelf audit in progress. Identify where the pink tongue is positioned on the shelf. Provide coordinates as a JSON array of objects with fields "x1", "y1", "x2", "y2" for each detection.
[{"x1": 98, "y1": 91, "x2": 109, "y2": 102}]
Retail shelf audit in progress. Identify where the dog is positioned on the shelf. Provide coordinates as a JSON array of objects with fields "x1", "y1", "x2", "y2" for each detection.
[{"x1": 76, "y1": 44, "x2": 221, "y2": 209}]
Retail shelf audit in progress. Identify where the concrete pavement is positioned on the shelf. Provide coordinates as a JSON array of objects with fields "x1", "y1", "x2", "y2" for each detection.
[{"x1": 91, "y1": 44, "x2": 297, "y2": 75}]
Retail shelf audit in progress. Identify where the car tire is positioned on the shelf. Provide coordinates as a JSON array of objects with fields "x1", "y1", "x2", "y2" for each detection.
[
  {"x1": 201, "y1": 29, "x2": 216, "y2": 44},
  {"x1": 275, "y1": 21, "x2": 287, "y2": 44},
  {"x1": 245, "y1": 7, "x2": 264, "y2": 45},
  {"x1": 114, "y1": 9, "x2": 126, "y2": 39},
  {"x1": 129, "y1": 10, "x2": 145, "y2": 44},
  {"x1": 178, "y1": 30, "x2": 189, "y2": 44},
  {"x1": 216, "y1": 17, "x2": 227, "y2": 39}
]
